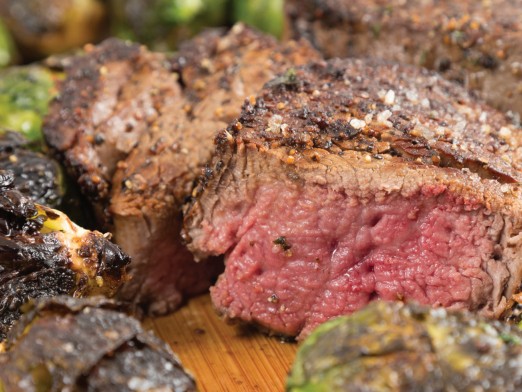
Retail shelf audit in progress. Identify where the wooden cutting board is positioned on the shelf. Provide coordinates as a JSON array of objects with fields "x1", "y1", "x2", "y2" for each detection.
[{"x1": 146, "y1": 295, "x2": 298, "y2": 392}]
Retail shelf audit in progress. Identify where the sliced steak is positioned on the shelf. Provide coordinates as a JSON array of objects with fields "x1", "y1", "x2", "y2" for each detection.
[
  {"x1": 285, "y1": 0, "x2": 522, "y2": 117},
  {"x1": 111, "y1": 24, "x2": 321, "y2": 315},
  {"x1": 183, "y1": 58, "x2": 522, "y2": 339},
  {"x1": 43, "y1": 26, "x2": 321, "y2": 315},
  {"x1": 43, "y1": 38, "x2": 181, "y2": 226}
]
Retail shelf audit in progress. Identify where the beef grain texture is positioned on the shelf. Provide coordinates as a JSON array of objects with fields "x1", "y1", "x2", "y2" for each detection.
[
  {"x1": 0, "y1": 296, "x2": 196, "y2": 392},
  {"x1": 183, "y1": 58, "x2": 522, "y2": 339},
  {"x1": 285, "y1": 0, "x2": 522, "y2": 118},
  {"x1": 43, "y1": 25, "x2": 322, "y2": 316},
  {"x1": 0, "y1": 170, "x2": 129, "y2": 341}
]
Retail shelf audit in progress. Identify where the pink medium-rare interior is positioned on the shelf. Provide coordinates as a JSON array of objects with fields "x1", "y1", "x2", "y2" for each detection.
[{"x1": 207, "y1": 182, "x2": 504, "y2": 338}]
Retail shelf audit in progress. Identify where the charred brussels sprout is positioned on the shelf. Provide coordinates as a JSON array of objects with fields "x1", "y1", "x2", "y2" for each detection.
[
  {"x1": 287, "y1": 301, "x2": 522, "y2": 392},
  {"x1": 0, "y1": 172, "x2": 130, "y2": 341},
  {"x1": 0, "y1": 65, "x2": 59, "y2": 145},
  {"x1": 110, "y1": 0, "x2": 228, "y2": 49},
  {"x1": 0, "y1": 0, "x2": 107, "y2": 60},
  {"x1": 232, "y1": 0, "x2": 284, "y2": 38},
  {"x1": 0, "y1": 296, "x2": 196, "y2": 391},
  {"x1": 0, "y1": 131, "x2": 64, "y2": 206},
  {"x1": 0, "y1": 19, "x2": 15, "y2": 67}
]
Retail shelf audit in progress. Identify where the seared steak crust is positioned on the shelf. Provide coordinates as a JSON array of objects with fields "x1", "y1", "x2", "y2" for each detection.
[
  {"x1": 43, "y1": 38, "x2": 180, "y2": 225},
  {"x1": 183, "y1": 58, "x2": 522, "y2": 338},
  {"x1": 285, "y1": 0, "x2": 522, "y2": 116}
]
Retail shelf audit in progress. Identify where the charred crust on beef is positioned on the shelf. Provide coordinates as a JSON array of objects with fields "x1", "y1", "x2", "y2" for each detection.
[
  {"x1": 285, "y1": 0, "x2": 522, "y2": 116},
  {"x1": 43, "y1": 38, "x2": 180, "y2": 227},
  {"x1": 190, "y1": 58, "x2": 522, "y2": 201}
]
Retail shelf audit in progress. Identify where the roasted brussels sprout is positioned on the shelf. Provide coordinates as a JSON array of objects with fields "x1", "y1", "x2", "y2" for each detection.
[
  {"x1": 0, "y1": 296, "x2": 196, "y2": 391},
  {"x1": 0, "y1": 130, "x2": 63, "y2": 206},
  {"x1": 110, "y1": 0, "x2": 228, "y2": 49},
  {"x1": 288, "y1": 301, "x2": 522, "y2": 392},
  {"x1": 232, "y1": 0, "x2": 284, "y2": 38},
  {"x1": 0, "y1": 172, "x2": 130, "y2": 341},
  {"x1": 0, "y1": 0, "x2": 107, "y2": 60},
  {"x1": 0, "y1": 65, "x2": 59, "y2": 145}
]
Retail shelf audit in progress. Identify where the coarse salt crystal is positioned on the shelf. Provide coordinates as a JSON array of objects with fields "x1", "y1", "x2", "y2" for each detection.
[
  {"x1": 384, "y1": 89, "x2": 396, "y2": 105},
  {"x1": 501, "y1": 184, "x2": 511, "y2": 193},
  {"x1": 377, "y1": 110, "x2": 392, "y2": 123},
  {"x1": 267, "y1": 114, "x2": 283, "y2": 133},
  {"x1": 405, "y1": 90, "x2": 418, "y2": 102},
  {"x1": 421, "y1": 98, "x2": 430, "y2": 108},
  {"x1": 499, "y1": 126, "x2": 512, "y2": 139},
  {"x1": 350, "y1": 118, "x2": 366, "y2": 129},
  {"x1": 455, "y1": 120, "x2": 467, "y2": 132}
]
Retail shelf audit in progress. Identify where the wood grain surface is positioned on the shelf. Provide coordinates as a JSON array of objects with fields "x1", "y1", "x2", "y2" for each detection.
[{"x1": 147, "y1": 295, "x2": 298, "y2": 392}]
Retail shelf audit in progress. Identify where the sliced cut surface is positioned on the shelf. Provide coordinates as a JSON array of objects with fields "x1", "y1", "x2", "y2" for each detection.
[{"x1": 183, "y1": 58, "x2": 522, "y2": 338}]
